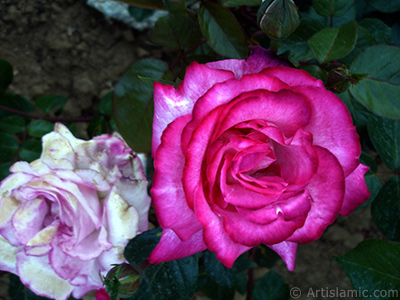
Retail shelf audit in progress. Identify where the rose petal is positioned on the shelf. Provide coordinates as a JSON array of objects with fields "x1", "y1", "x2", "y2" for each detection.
[
  {"x1": 104, "y1": 187, "x2": 139, "y2": 246},
  {"x1": 17, "y1": 251, "x2": 74, "y2": 300},
  {"x1": 152, "y1": 114, "x2": 203, "y2": 241},
  {"x1": 149, "y1": 228, "x2": 207, "y2": 264},
  {"x1": 288, "y1": 146, "x2": 345, "y2": 243},
  {"x1": 152, "y1": 62, "x2": 234, "y2": 155},
  {"x1": 181, "y1": 75, "x2": 289, "y2": 147},
  {"x1": 340, "y1": 163, "x2": 370, "y2": 216},
  {"x1": 0, "y1": 196, "x2": 20, "y2": 229},
  {"x1": 261, "y1": 66, "x2": 324, "y2": 88},
  {"x1": 268, "y1": 241, "x2": 297, "y2": 271},
  {"x1": 293, "y1": 86, "x2": 361, "y2": 176},
  {"x1": 206, "y1": 47, "x2": 288, "y2": 79},
  {"x1": 0, "y1": 235, "x2": 18, "y2": 273},
  {"x1": 194, "y1": 187, "x2": 251, "y2": 267},
  {"x1": 12, "y1": 198, "x2": 49, "y2": 245}
]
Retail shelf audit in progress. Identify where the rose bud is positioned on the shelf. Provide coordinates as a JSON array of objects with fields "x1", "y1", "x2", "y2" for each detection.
[{"x1": 257, "y1": 0, "x2": 300, "y2": 40}]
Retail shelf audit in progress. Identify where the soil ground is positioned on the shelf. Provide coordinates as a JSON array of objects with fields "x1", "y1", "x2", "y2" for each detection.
[{"x1": 0, "y1": 1, "x2": 385, "y2": 300}]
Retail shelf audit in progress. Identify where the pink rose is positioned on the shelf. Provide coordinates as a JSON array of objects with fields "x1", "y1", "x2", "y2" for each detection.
[
  {"x1": 0, "y1": 124, "x2": 150, "y2": 299},
  {"x1": 149, "y1": 47, "x2": 370, "y2": 270}
]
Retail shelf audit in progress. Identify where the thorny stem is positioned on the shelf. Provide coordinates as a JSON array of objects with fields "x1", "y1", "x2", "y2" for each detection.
[
  {"x1": 0, "y1": 105, "x2": 92, "y2": 122},
  {"x1": 246, "y1": 248, "x2": 257, "y2": 300}
]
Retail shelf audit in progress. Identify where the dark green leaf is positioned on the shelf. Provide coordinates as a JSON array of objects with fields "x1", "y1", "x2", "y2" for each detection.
[
  {"x1": 252, "y1": 270, "x2": 290, "y2": 300},
  {"x1": 335, "y1": 239, "x2": 400, "y2": 300},
  {"x1": 124, "y1": 228, "x2": 161, "y2": 265},
  {"x1": 359, "y1": 18, "x2": 392, "y2": 45},
  {"x1": 203, "y1": 250, "x2": 236, "y2": 287},
  {"x1": 201, "y1": 277, "x2": 235, "y2": 300},
  {"x1": 279, "y1": 19, "x2": 325, "y2": 65},
  {"x1": 35, "y1": 95, "x2": 68, "y2": 114},
  {"x1": 162, "y1": 0, "x2": 185, "y2": 11},
  {"x1": 87, "y1": 116, "x2": 107, "y2": 138},
  {"x1": 19, "y1": 140, "x2": 42, "y2": 162},
  {"x1": 199, "y1": 2, "x2": 248, "y2": 59},
  {"x1": 0, "y1": 115, "x2": 25, "y2": 134},
  {"x1": 308, "y1": 20, "x2": 358, "y2": 63},
  {"x1": 150, "y1": 11, "x2": 202, "y2": 52},
  {"x1": 312, "y1": 0, "x2": 355, "y2": 17},
  {"x1": 27, "y1": 120, "x2": 54, "y2": 138},
  {"x1": 350, "y1": 45, "x2": 400, "y2": 119},
  {"x1": 218, "y1": 0, "x2": 261, "y2": 7},
  {"x1": 0, "y1": 59, "x2": 13, "y2": 95},
  {"x1": 0, "y1": 93, "x2": 34, "y2": 118},
  {"x1": 0, "y1": 162, "x2": 12, "y2": 181},
  {"x1": 234, "y1": 273, "x2": 247, "y2": 295},
  {"x1": 371, "y1": 176, "x2": 400, "y2": 241},
  {"x1": 338, "y1": 90, "x2": 371, "y2": 133},
  {"x1": 365, "y1": 0, "x2": 400, "y2": 13},
  {"x1": 0, "y1": 133, "x2": 18, "y2": 162},
  {"x1": 128, "y1": 6, "x2": 154, "y2": 22},
  {"x1": 127, "y1": 279, "x2": 154, "y2": 300},
  {"x1": 368, "y1": 114, "x2": 400, "y2": 171},
  {"x1": 117, "y1": 0, "x2": 164, "y2": 10},
  {"x1": 331, "y1": 3, "x2": 356, "y2": 27},
  {"x1": 99, "y1": 91, "x2": 113, "y2": 115},
  {"x1": 300, "y1": 65, "x2": 328, "y2": 82},
  {"x1": 358, "y1": 152, "x2": 381, "y2": 209},
  {"x1": 143, "y1": 255, "x2": 199, "y2": 300},
  {"x1": 391, "y1": 23, "x2": 400, "y2": 47},
  {"x1": 113, "y1": 59, "x2": 169, "y2": 153},
  {"x1": 254, "y1": 244, "x2": 281, "y2": 268}
]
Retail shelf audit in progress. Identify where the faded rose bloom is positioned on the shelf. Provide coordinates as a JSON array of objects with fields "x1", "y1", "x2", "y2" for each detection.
[
  {"x1": 149, "y1": 47, "x2": 370, "y2": 271},
  {"x1": 0, "y1": 124, "x2": 150, "y2": 299}
]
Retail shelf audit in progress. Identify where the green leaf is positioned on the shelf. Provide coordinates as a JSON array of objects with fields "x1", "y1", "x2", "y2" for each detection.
[
  {"x1": 99, "y1": 91, "x2": 113, "y2": 115},
  {"x1": 200, "y1": 277, "x2": 235, "y2": 300},
  {"x1": 0, "y1": 115, "x2": 26, "y2": 134},
  {"x1": 279, "y1": 19, "x2": 325, "y2": 65},
  {"x1": 358, "y1": 152, "x2": 381, "y2": 209},
  {"x1": 349, "y1": 45, "x2": 400, "y2": 119},
  {"x1": 117, "y1": 0, "x2": 164, "y2": 10},
  {"x1": 87, "y1": 116, "x2": 107, "y2": 138},
  {"x1": 371, "y1": 176, "x2": 400, "y2": 241},
  {"x1": 150, "y1": 11, "x2": 202, "y2": 52},
  {"x1": 392, "y1": 23, "x2": 400, "y2": 47},
  {"x1": 339, "y1": 90, "x2": 371, "y2": 134},
  {"x1": 35, "y1": 95, "x2": 68, "y2": 114},
  {"x1": 368, "y1": 114, "x2": 400, "y2": 171},
  {"x1": 312, "y1": 0, "x2": 355, "y2": 17},
  {"x1": 0, "y1": 133, "x2": 18, "y2": 162},
  {"x1": 124, "y1": 228, "x2": 162, "y2": 265},
  {"x1": 143, "y1": 255, "x2": 199, "y2": 300},
  {"x1": 0, "y1": 162, "x2": 12, "y2": 181},
  {"x1": 113, "y1": 59, "x2": 169, "y2": 153},
  {"x1": 308, "y1": 20, "x2": 358, "y2": 64},
  {"x1": 0, "y1": 93, "x2": 34, "y2": 118},
  {"x1": 218, "y1": 0, "x2": 261, "y2": 7},
  {"x1": 252, "y1": 270, "x2": 290, "y2": 300},
  {"x1": 27, "y1": 120, "x2": 54, "y2": 138},
  {"x1": 335, "y1": 239, "x2": 400, "y2": 300},
  {"x1": 254, "y1": 244, "x2": 281, "y2": 268},
  {"x1": 0, "y1": 59, "x2": 13, "y2": 95},
  {"x1": 365, "y1": 0, "x2": 400, "y2": 13},
  {"x1": 199, "y1": 2, "x2": 248, "y2": 59},
  {"x1": 19, "y1": 140, "x2": 42, "y2": 162},
  {"x1": 359, "y1": 18, "x2": 392, "y2": 45},
  {"x1": 203, "y1": 250, "x2": 237, "y2": 288}
]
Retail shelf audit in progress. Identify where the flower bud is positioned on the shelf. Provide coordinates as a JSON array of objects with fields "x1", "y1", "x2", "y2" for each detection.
[
  {"x1": 326, "y1": 66, "x2": 368, "y2": 94},
  {"x1": 103, "y1": 263, "x2": 141, "y2": 300},
  {"x1": 257, "y1": 0, "x2": 300, "y2": 40}
]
